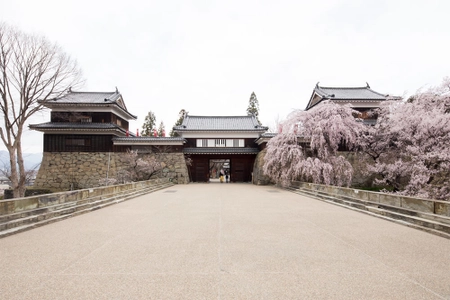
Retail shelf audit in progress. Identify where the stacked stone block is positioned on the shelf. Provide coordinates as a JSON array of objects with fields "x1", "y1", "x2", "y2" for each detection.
[{"x1": 34, "y1": 152, "x2": 189, "y2": 191}]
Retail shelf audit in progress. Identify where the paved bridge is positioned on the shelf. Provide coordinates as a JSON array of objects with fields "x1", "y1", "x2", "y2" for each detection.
[{"x1": 1, "y1": 183, "x2": 450, "y2": 299}]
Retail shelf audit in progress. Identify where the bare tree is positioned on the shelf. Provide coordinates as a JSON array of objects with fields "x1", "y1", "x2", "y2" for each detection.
[{"x1": 0, "y1": 23, "x2": 82, "y2": 198}]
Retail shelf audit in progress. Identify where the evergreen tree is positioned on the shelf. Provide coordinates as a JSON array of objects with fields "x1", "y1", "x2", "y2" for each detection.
[
  {"x1": 157, "y1": 121, "x2": 166, "y2": 137},
  {"x1": 141, "y1": 111, "x2": 156, "y2": 136},
  {"x1": 170, "y1": 109, "x2": 187, "y2": 137},
  {"x1": 247, "y1": 92, "x2": 261, "y2": 124}
]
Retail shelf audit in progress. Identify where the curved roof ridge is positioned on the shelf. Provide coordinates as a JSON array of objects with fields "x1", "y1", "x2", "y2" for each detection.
[
  {"x1": 315, "y1": 85, "x2": 387, "y2": 98},
  {"x1": 174, "y1": 114, "x2": 268, "y2": 131},
  {"x1": 318, "y1": 85, "x2": 369, "y2": 90},
  {"x1": 186, "y1": 115, "x2": 255, "y2": 118},
  {"x1": 365, "y1": 87, "x2": 388, "y2": 97},
  {"x1": 40, "y1": 89, "x2": 136, "y2": 119},
  {"x1": 68, "y1": 90, "x2": 117, "y2": 94}
]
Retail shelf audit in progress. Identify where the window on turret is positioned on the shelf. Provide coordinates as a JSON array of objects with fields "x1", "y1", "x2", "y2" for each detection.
[
  {"x1": 196, "y1": 139, "x2": 245, "y2": 147},
  {"x1": 215, "y1": 139, "x2": 226, "y2": 147},
  {"x1": 80, "y1": 117, "x2": 92, "y2": 123},
  {"x1": 66, "y1": 138, "x2": 91, "y2": 146}
]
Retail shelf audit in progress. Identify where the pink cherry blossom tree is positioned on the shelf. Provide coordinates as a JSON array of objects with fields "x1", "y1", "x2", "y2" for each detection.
[
  {"x1": 362, "y1": 77, "x2": 450, "y2": 200},
  {"x1": 264, "y1": 101, "x2": 365, "y2": 186},
  {"x1": 115, "y1": 150, "x2": 163, "y2": 183}
]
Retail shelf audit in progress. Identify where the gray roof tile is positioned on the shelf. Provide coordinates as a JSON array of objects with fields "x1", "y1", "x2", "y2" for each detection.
[
  {"x1": 183, "y1": 147, "x2": 260, "y2": 154},
  {"x1": 29, "y1": 122, "x2": 122, "y2": 129},
  {"x1": 306, "y1": 83, "x2": 391, "y2": 110},
  {"x1": 259, "y1": 132, "x2": 277, "y2": 138},
  {"x1": 29, "y1": 122, "x2": 127, "y2": 135},
  {"x1": 315, "y1": 86, "x2": 387, "y2": 100},
  {"x1": 50, "y1": 91, "x2": 122, "y2": 104},
  {"x1": 174, "y1": 115, "x2": 268, "y2": 131},
  {"x1": 112, "y1": 137, "x2": 186, "y2": 142},
  {"x1": 40, "y1": 90, "x2": 137, "y2": 119}
]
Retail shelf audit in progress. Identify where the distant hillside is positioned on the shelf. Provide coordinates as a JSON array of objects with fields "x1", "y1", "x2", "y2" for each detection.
[{"x1": 0, "y1": 150, "x2": 42, "y2": 170}]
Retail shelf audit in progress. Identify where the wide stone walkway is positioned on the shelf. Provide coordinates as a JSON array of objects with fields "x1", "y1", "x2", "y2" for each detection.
[{"x1": 1, "y1": 183, "x2": 450, "y2": 299}]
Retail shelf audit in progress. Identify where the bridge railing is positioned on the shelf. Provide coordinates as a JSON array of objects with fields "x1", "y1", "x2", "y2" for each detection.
[
  {"x1": 0, "y1": 178, "x2": 171, "y2": 216},
  {"x1": 290, "y1": 181, "x2": 450, "y2": 217}
]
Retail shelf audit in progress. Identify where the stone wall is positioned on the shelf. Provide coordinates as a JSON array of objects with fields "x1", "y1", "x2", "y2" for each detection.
[
  {"x1": 338, "y1": 151, "x2": 376, "y2": 187},
  {"x1": 34, "y1": 152, "x2": 189, "y2": 191},
  {"x1": 153, "y1": 152, "x2": 190, "y2": 185},
  {"x1": 252, "y1": 148, "x2": 273, "y2": 185}
]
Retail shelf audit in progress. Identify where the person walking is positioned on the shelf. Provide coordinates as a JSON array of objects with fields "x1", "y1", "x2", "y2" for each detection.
[{"x1": 220, "y1": 168, "x2": 225, "y2": 183}]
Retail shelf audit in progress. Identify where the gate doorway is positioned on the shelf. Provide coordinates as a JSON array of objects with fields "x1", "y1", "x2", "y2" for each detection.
[
  {"x1": 209, "y1": 159, "x2": 230, "y2": 182},
  {"x1": 187, "y1": 154, "x2": 256, "y2": 183}
]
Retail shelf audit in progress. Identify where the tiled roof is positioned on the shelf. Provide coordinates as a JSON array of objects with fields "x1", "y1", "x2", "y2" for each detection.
[
  {"x1": 30, "y1": 122, "x2": 122, "y2": 129},
  {"x1": 183, "y1": 147, "x2": 260, "y2": 154},
  {"x1": 113, "y1": 137, "x2": 185, "y2": 142},
  {"x1": 49, "y1": 91, "x2": 122, "y2": 104},
  {"x1": 255, "y1": 132, "x2": 277, "y2": 145},
  {"x1": 112, "y1": 137, "x2": 186, "y2": 143},
  {"x1": 306, "y1": 83, "x2": 390, "y2": 110},
  {"x1": 29, "y1": 122, "x2": 126, "y2": 134},
  {"x1": 259, "y1": 132, "x2": 277, "y2": 138},
  {"x1": 174, "y1": 115, "x2": 268, "y2": 131},
  {"x1": 314, "y1": 85, "x2": 387, "y2": 100},
  {"x1": 362, "y1": 119, "x2": 377, "y2": 126},
  {"x1": 40, "y1": 90, "x2": 137, "y2": 119}
]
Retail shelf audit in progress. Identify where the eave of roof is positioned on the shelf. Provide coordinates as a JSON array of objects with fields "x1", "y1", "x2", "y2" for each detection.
[
  {"x1": 183, "y1": 147, "x2": 260, "y2": 155},
  {"x1": 113, "y1": 137, "x2": 186, "y2": 142},
  {"x1": 28, "y1": 122, "x2": 129, "y2": 134},
  {"x1": 259, "y1": 132, "x2": 277, "y2": 138},
  {"x1": 42, "y1": 102, "x2": 137, "y2": 120},
  {"x1": 255, "y1": 132, "x2": 277, "y2": 144},
  {"x1": 112, "y1": 137, "x2": 186, "y2": 145},
  {"x1": 39, "y1": 90, "x2": 137, "y2": 120},
  {"x1": 173, "y1": 128, "x2": 268, "y2": 132},
  {"x1": 306, "y1": 84, "x2": 389, "y2": 111}
]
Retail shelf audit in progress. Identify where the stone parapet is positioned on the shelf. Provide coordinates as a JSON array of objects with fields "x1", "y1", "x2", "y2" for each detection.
[
  {"x1": 0, "y1": 178, "x2": 170, "y2": 216},
  {"x1": 291, "y1": 181, "x2": 450, "y2": 217},
  {"x1": 34, "y1": 152, "x2": 189, "y2": 191}
]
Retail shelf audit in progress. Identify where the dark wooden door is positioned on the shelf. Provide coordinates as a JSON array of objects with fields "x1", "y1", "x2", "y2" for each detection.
[
  {"x1": 195, "y1": 163, "x2": 206, "y2": 182},
  {"x1": 233, "y1": 161, "x2": 244, "y2": 182}
]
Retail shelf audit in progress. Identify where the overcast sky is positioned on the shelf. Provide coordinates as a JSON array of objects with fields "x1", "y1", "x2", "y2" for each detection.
[{"x1": 1, "y1": 0, "x2": 449, "y2": 153}]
